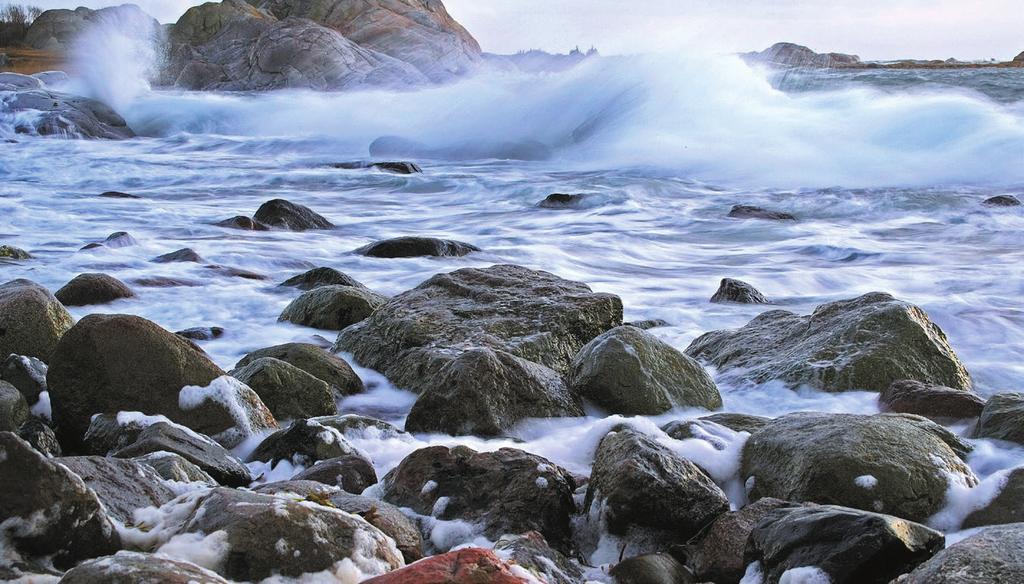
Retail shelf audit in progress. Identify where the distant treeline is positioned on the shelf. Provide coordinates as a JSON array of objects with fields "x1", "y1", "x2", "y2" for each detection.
[{"x1": 0, "y1": 4, "x2": 42, "y2": 47}]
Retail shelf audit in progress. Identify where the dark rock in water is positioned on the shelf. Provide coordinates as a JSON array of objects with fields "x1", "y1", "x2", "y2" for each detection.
[
  {"x1": 280, "y1": 267, "x2": 367, "y2": 291},
  {"x1": 963, "y1": 468, "x2": 1024, "y2": 528},
  {"x1": 59, "y1": 551, "x2": 229, "y2": 584},
  {"x1": 687, "y1": 292, "x2": 972, "y2": 393},
  {"x1": 253, "y1": 199, "x2": 334, "y2": 231},
  {"x1": 153, "y1": 247, "x2": 204, "y2": 263},
  {"x1": 1, "y1": 354, "x2": 47, "y2": 404},
  {"x1": 202, "y1": 264, "x2": 270, "y2": 280},
  {"x1": 370, "y1": 135, "x2": 554, "y2": 161},
  {"x1": 214, "y1": 215, "x2": 269, "y2": 230},
  {"x1": 82, "y1": 412, "x2": 147, "y2": 455},
  {"x1": 175, "y1": 326, "x2": 225, "y2": 341},
  {"x1": 0, "y1": 279, "x2": 75, "y2": 361},
  {"x1": 405, "y1": 347, "x2": 583, "y2": 436},
  {"x1": 382, "y1": 445, "x2": 578, "y2": 552},
  {"x1": 747, "y1": 504, "x2": 944, "y2": 584},
  {"x1": 973, "y1": 392, "x2": 1024, "y2": 444},
  {"x1": 741, "y1": 42, "x2": 861, "y2": 69},
  {"x1": 6, "y1": 87, "x2": 135, "y2": 139},
  {"x1": 356, "y1": 236, "x2": 481, "y2": 258},
  {"x1": 879, "y1": 379, "x2": 985, "y2": 421},
  {"x1": 329, "y1": 491, "x2": 424, "y2": 563},
  {"x1": 251, "y1": 479, "x2": 338, "y2": 497},
  {"x1": 101, "y1": 231, "x2": 138, "y2": 248},
  {"x1": 98, "y1": 190, "x2": 141, "y2": 199},
  {"x1": 231, "y1": 357, "x2": 337, "y2": 420},
  {"x1": 982, "y1": 195, "x2": 1022, "y2": 207},
  {"x1": 0, "y1": 244, "x2": 31, "y2": 259},
  {"x1": 727, "y1": 205, "x2": 797, "y2": 221},
  {"x1": 247, "y1": 418, "x2": 359, "y2": 465},
  {"x1": 331, "y1": 161, "x2": 422, "y2": 174},
  {"x1": 174, "y1": 487, "x2": 403, "y2": 581},
  {"x1": 662, "y1": 412, "x2": 771, "y2": 444},
  {"x1": 585, "y1": 427, "x2": 729, "y2": 547},
  {"x1": 131, "y1": 276, "x2": 202, "y2": 288},
  {"x1": 18, "y1": 417, "x2": 61, "y2": 457},
  {"x1": 741, "y1": 412, "x2": 976, "y2": 522},
  {"x1": 292, "y1": 454, "x2": 378, "y2": 494},
  {"x1": 625, "y1": 319, "x2": 670, "y2": 330},
  {"x1": 0, "y1": 432, "x2": 121, "y2": 569},
  {"x1": 610, "y1": 553, "x2": 696, "y2": 584},
  {"x1": 55, "y1": 273, "x2": 135, "y2": 306},
  {"x1": 896, "y1": 523, "x2": 1024, "y2": 583},
  {"x1": 235, "y1": 342, "x2": 364, "y2": 397},
  {"x1": 569, "y1": 326, "x2": 722, "y2": 415},
  {"x1": 710, "y1": 278, "x2": 769, "y2": 304},
  {"x1": 493, "y1": 531, "x2": 584, "y2": 584},
  {"x1": 687, "y1": 498, "x2": 795, "y2": 584},
  {"x1": 0, "y1": 381, "x2": 30, "y2": 432},
  {"x1": 113, "y1": 421, "x2": 252, "y2": 487},
  {"x1": 362, "y1": 548, "x2": 524, "y2": 584},
  {"x1": 538, "y1": 192, "x2": 592, "y2": 209},
  {"x1": 311, "y1": 413, "x2": 404, "y2": 438},
  {"x1": 47, "y1": 314, "x2": 277, "y2": 449},
  {"x1": 279, "y1": 285, "x2": 387, "y2": 330},
  {"x1": 56, "y1": 455, "x2": 176, "y2": 523},
  {"x1": 133, "y1": 451, "x2": 216, "y2": 485}
]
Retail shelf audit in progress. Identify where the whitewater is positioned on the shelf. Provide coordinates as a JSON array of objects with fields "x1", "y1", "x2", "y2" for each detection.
[{"x1": 3, "y1": 36, "x2": 1024, "y2": 567}]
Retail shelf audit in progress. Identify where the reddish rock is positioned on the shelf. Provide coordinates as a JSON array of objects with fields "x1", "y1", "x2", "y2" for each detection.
[{"x1": 363, "y1": 548, "x2": 532, "y2": 584}]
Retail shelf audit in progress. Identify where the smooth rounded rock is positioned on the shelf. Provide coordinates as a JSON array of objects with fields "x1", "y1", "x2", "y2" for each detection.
[
  {"x1": 55, "y1": 273, "x2": 135, "y2": 306},
  {"x1": 0, "y1": 279, "x2": 74, "y2": 361}
]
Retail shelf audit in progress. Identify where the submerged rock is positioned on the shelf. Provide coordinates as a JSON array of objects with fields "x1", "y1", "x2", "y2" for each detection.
[
  {"x1": 279, "y1": 285, "x2": 387, "y2": 330},
  {"x1": 727, "y1": 205, "x2": 796, "y2": 221},
  {"x1": 235, "y1": 342, "x2": 364, "y2": 397},
  {"x1": 54, "y1": 273, "x2": 135, "y2": 306},
  {"x1": 331, "y1": 161, "x2": 422, "y2": 174},
  {"x1": 231, "y1": 357, "x2": 337, "y2": 420},
  {"x1": 111, "y1": 420, "x2": 253, "y2": 487},
  {"x1": 253, "y1": 198, "x2": 334, "y2": 231},
  {"x1": 895, "y1": 523, "x2": 1024, "y2": 583},
  {"x1": 214, "y1": 215, "x2": 269, "y2": 230},
  {"x1": 57, "y1": 455, "x2": 176, "y2": 523},
  {"x1": 280, "y1": 267, "x2": 367, "y2": 291},
  {"x1": 362, "y1": 548, "x2": 525, "y2": 584},
  {"x1": 537, "y1": 192, "x2": 593, "y2": 209},
  {"x1": 152, "y1": 248, "x2": 204, "y2": 263},
  {"x1": 974, "y1": 392, "x2": 1024, "y2": 444},
  {"x1": 879, "y1": 379, "x2": 986, "y2": 421},
  {"x1": 98, "y1": 190, "x2": 141, "y2": 199},
  {"x1": 687, "y1": 292, "x2": 972, "y2": 393},
  {"x1": 982, "y1": 195, "x2": 1022, "y2": 207},
  {"x1": 710, "y1": 278, "x2": 769, "y2": 304},
  {"x1": 0, "y1": 279, "x2": 74, "y2": 362},
  {"x1": 59, "y1": 551, "x2": 229, "y2": 584},
  {"x1": 625, "y1": 318, "x2": 670, "y2": 330},
  {"x1": 356, "y1": 236, "x2": 481, "y2": 258},
  {"x1": 662, "y1": 412, "x2": 771, "y2": 444}
]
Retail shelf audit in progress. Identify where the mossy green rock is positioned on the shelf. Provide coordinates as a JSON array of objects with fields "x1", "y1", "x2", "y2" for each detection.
[
  {"x1": 234, "y1": 342, "x2": 364, "y2": 397},
  {"x1": 0, "y1": 245, "x2": 31, "y2": 260},
  {"x1": 687, "y1": 292, "x2": 971, "y2": 392},
  {"x1": 279, "y1": 285, "x2": 386, "y2": 330},
  {"x1": 231, "y1": 357, "x2": 336, "y2": 421}
]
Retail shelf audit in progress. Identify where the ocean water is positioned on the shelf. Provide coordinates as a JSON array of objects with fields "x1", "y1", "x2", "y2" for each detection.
[{"x1": 3, "y1": 50, "x2": 1024, "y2": 559}]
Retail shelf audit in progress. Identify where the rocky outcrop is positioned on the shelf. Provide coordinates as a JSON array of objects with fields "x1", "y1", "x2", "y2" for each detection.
[
  {"x1": 54, "y1": 273, "x2": 135, "y2": 306},
  {"x1": 710, "y1": 278, "x2": 769, "y2": 304},
  {"x1": 973, "y1": 392, "x2": 1024, "y2": 444},
  {"x1": 896, "y1": 523, "x2": 1024, "y2": 583},
  {"x1": 231, "y1": 357, "x2": 337, "y2": 420},
  {"x1": 879, "y1": 379, "x2": 986, "y2": 421},
  {"x1": 356, "y1": 236, "x2": 480, "y2": 258},
  {"x1": 24, "y1": 4, "x2": 157, "y2": 52},
  {"x1": 235, "y1": 342, "x2": 364, "y2": 396},
  {"x1": 687, "y1": 292, "x2": 971, "y2": 393},
  {"x1": 741, "y1": 42, "x2": 862, "y2": 69},
  {"x1": 59, "y1": 551, "x2": 230, "y2": 584},
  {"x1": 279, "y1": 285, "x2": 386, "y2": 330},
  {"x1": 0, "y1": 279, "x2": 74, "y2": 362},
  {"x1": 3, "y1": 83, "x2": 136, "y2": 139}
]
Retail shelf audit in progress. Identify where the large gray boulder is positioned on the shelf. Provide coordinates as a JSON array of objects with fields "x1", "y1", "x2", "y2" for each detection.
[
  {"x1": 230, "y1": 357, "x2": 337, "y2": 420},
  {"x1": 234, "y1": 342, "x2": 364, "y2": 397},
  {"x1": 56, "y1": 456, "x2": 177, "y2": 523},
  {"x1": 0, "y1": 279, "x2": 74, "y2": 362},
  {"x1": 334, "y1": 264, "x2": 623, "y2": 392},
  {"x1": 896, "y1": 523, "x2": 1024, "y2": 583},
  {"x1": 569, "y1": 326, "x2": 722, "y2": 415},
  {"x1": 4, "y1": 88, "x2": 136, "y2": 139},
  {"x1": 741, "y1": 412, "x2": 976, "y2": 522},
  {"x1": 59, "y1": 551, "x2": 229, "y2": 584},
  {"x1": 24, "y1": 5, "x2": 157, "y2": 52},
  {"x1": 687, "y1": 292, "x2": 971, "y2": 393},
  {"x1": 279, "y1": 285, "x2": 386, "y2": 330},
  {"x1": 974, "y1": 392, "x2": 1024, "y2": 444}
]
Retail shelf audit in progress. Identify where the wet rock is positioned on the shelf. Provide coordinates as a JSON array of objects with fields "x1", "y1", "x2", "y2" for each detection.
[
  {"x1": 111, "y1": 420, "x2": 252, "y2": 487},
  {"x1": 335, "y1": 264, "x2": 623, "y2": 393},
  {"x1": 82, "y1": 412, "x2": 146, "y2": 455},
  {"x1": 741, "y1": 412, "x2": 976, "y2": 522},
  {"x1": 879, "y1": 379, "x2": 986, "y2": 421},
  {"x1": 175, "y1": 326, "x2": 225, "y2": 341},
  {"x1": 25, "y1": 5, "x2": 156, "y2": 52},
  {"x1": 569, "y1": 326, "x2": 722, "y2": 415},
  {"x1": 152, "y1": 247, "x2": 204, "y2": 263},
  {"x1": 59, "y1": 551, "x2": 229, "y2": 584},
  {"x1": 131, "y1": 276, "x2": 202, "y2": 288},
  {"x1": 0, "y1": 432, "x2": 121, "y2": 569},
  {"x1": 0, "y1": 380, "x2": 30, "y2": 431},
  {"x1": 280, "y1": 266, "x2": 367, "y2": 290},
  {"x1": 0, "y1": 244, "x2": 31, "y2": 259},
  {"x1": 98, "y1": 190, "x2": 141, "y2": 199},
  {"x1": 895, "y1": 523, "x2": 1024, "y2": 583},
  {"x1": 279, "y1": 285, "x2": 386, "y2": 331},
  {"x1": 18, "y1": 417, "x2": 61, "y2": 457},
  {"x1": 742, "y1": 42, "x2": 861, "y2": 69},
  {"x1": 1, "y1": 354, "x2": 47, "y2": 404},
  {"x1": 253, "y1": 198, "x2": 334, "y2": 231},
  {"x1": 362, "y1": 548, "x2": 527, "y2": 584},
  {"x1": 202, "y1": 264, "x2": 270, "y2": 280},
  {"x1": 0, "y1": 279, "x2": 75, "y2": 361},
  {"x1": 538, "y1": 192, "x2": 592, "y2": 209},
  {"x1": 331, "y1": 161, "x2": 422, "y2": 174},
  {"x1": 55, "y1": 273, "x2": 135, "y2": 306},
  {"x1": 293, "y1": 454, "x2": 378, "y2": 494},
  {"x1": 405, "y1": 347, "x2": 584, "y2": 436},
  {"x1": 662, "y1": 412, "x2": 771, "y2": 443},
  {"x1": 585, "y1": 427, "x2": 729, "y2": 546},
  {"x1": 47, "y1": 314, "x2": 276, "y2": 449},
  {"x1": 247, "y1": 418, "x2": 359, "y2": 465},
  {"x1": 5, "y1": 88, "x2": 135, "y2": 139},
  {"x1": 982, "y1": 195, "x2": 1022, "y2": 207},
  {"x1": 214, "y1": 215, "x2": 269, "y2": 230},
  {"x1": 610, "y1": 553, "x2": 695, "y2": 584},
  {"x1": 493, "y1": 531, "x2": 585, "y2": 584},
  {"x1": 382, "y1": 445, "x2": 578, "y2": 551},
  {"x1": 710, "y1": 278, "x2": 769, "y2": 304},
  {"x1": 356, "y1": 236, "x2": 481, "y2": 258},
  {"x1": 369, "y1": 135, "x2": 554, "y2": 161},
  {"x1": 231, "y1": 357, "x2": 337, "y2": 420},
  {"x1": 310, "y1": 413, "x2": 404, "y2": 439},
  {"x1": 252, "y1": 479, "x2": 339, "y2": 497},
  {"x1": 747, "y1": 504, "x2": 944, "y2": 584},
  {"x1": 82, "y1": 231, "x2": 137, "y2": 250},
  {"x1": 235, "y1": 342, "x2": 364, "y2": 397},
  {"x1": 963, "y1": 468, "x2": 1024, "y2": 528},
  {"x1": 687, "y1": 498, "x2": 795, "y2": 584},
  {"x1": 727, "y1": 205, "x2": 796, "y2": 221},
  {"x1": 625, "y1": 319, "x2": 670, "y2": 330},
  {"x1": 974, "y1": 392, "x2": 1024, "y2": 444},
  {"x1": 176, "y1": 487, "x2": 404, "y2": 581},
  {"x1": 57, "y1": 455, "x2": 176, "y2": 523},
  {"x1": 132, "y1": 451, "x2": 216, "y2": 485},
  {"x1": 330, "y1": 491, "x2": 425, "y2": 563},
  {"x1": 687, "y1": 292, "x2": 972, "y2": 393}
]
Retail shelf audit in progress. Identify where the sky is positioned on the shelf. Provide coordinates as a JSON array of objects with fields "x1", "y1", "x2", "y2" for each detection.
[{"x1": 26, "y1": 0, "x2": 1024, "y2": 61}]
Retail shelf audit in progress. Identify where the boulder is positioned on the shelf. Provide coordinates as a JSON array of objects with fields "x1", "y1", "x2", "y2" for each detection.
[
  {"x1": 0, "y1": 244, "x2": 31, "y2": 259},
  {"x1": 538, "y1": 192, "x2": 592, "y2": 209},
  {"x1": 1, "y1": 354, "x2": 47, "y2": 404},
  {"x1": 0, "y1": 380, "x2": 30, "y2": 431},
  {"x1": 741, "y1": 43, "x2": 861, "y2": 69},
  {"x1": 111, "y1": 421, "x2": 253, "y2": 487},
  {"x1": 356, "y1": 236, "x2": 480, "y2": 258},
  {"x1": 381, "y1": 445, "x2": 578, "y2": 551},
  {"x1": 253, "y1": 198, "x2": 334, "y2": 230},
  {"x1": 246, "y1": 418, "x2": 360, "y2": 465},
  {"x1": 56, "y1": 456, "x2": 177, "y2": 523},
  {"x1": 610, "y1": 553, "x2": 695, "y2": 584},
  {"x1": 18, "y1": 417, "x2": 62, "y2": 457},
  {"x1": 982, "y1": 195, "x2": 1021, "y2": 207},
  {"x1": 98, "y1": 190, "x2": 140, "y2": 199},
  {"x1": 747, "y1": 504, "x2": 944, "y2": 584},
  {"x1": 152, "y1": 248, "x2": 203, "y2": 263},
  {"x1": 0, "y1": 279, "x2": 74, "y2": 361},
  {"x1": 54, "y1": 273, "x2": 135, "y2": 306},
  {"x1": 59, "y1": 551, "x2": 229, "y2": 584},
  {"x1": 895, "y1": 523, "x2": 1024, "y2": 583},
  {"x1": 710, "y1": 278, "x2": 769, "y2": 304},
  {"x1": 625, "y1": 318, "x2": 670, "y2": 330},
  {"x1": 5, "y1": 89, "x2": 135, "y2": 139},
  {"x1": 235, "y1": 342, "x2": 364, "y2": 396},
  {"x1": 727, "y1": 205, "x2": 796, "y2": 220},
  {"x1": 974, "y1": 392, "x2": 1024, "y2": 444},
  {"x1": 570, "y1": 326, "x2": 722, "y2": 415},
  {"x1": 686, "y1": 292, "x2": 972, "y2": 393},
  {"x1": 47, "y1": 314, "x2": 276, "y2": 448},
  {"x1": 292, "y1": 454, "x2": 378, "y2": 493},
  {"x1": 584, "y1": 427, "x2": 729, "y2": 546},
  {"x1": 330, "y1": 491, "x2": 424, "y2": 563},
  {"x1": 662, "y1": 413, "x2": 771, "y2": 444},
  {"x1": 214, "y1": 215, "x2": 268, "y2": 230},
  {"x1": 879, "y1": 379, "x2": 986, "y2": 421},
  {"x1": 96, "y1": 231, "x2": 138, "y2": 248},
  {"x1": 175, "y1": 326, "x2": 225, "y2": 341},
  {"x1": 687, "y1": 498, "x2": 795, "y2": 584},
  {"x1": 362, "y1": 548, "x2": 528, "y2": 584},
  {"x1": 230, "y1": 357, "x2": 337, "y2": 420},
  {"x1": 741, "y1": 412, "x2": 976, "y2": 522},
  {"x1": 335, "y1": 264, "x2": 623, "y2": 392},
  {"x1": 493, "y1": 531, "x2": 585, "y2": 584},
  {"x1": 280, "y1": 267, "x2": 367, "y2": 290},
  {"x1": 404, "y1": 347, "x2": 584, "y2": 436},
  {"x1": 132, "y1": 451, "x2": 216, "y2": 485},
  {"x1": 0, "y1": 432, "x2": 121, "y2": 569},
  {"x1": 279, "y1": 285, "x2": 386, "y2": 330},
  {"x1": 963, "y1": 468, "x2": 1024, "y2": 528},
  {"x1": 25, "y1": 5, "x2": 157, "y2": 52}
]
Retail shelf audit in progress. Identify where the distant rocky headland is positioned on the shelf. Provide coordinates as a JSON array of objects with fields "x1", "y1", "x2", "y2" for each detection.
[{"x1": 743, "y1": 42, "x2": 1024, "y2": 70}]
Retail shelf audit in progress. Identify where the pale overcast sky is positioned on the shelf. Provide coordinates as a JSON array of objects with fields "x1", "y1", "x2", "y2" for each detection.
[{"x1": 27, "y1": 0, "x2": 1024, "y2": 61}]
